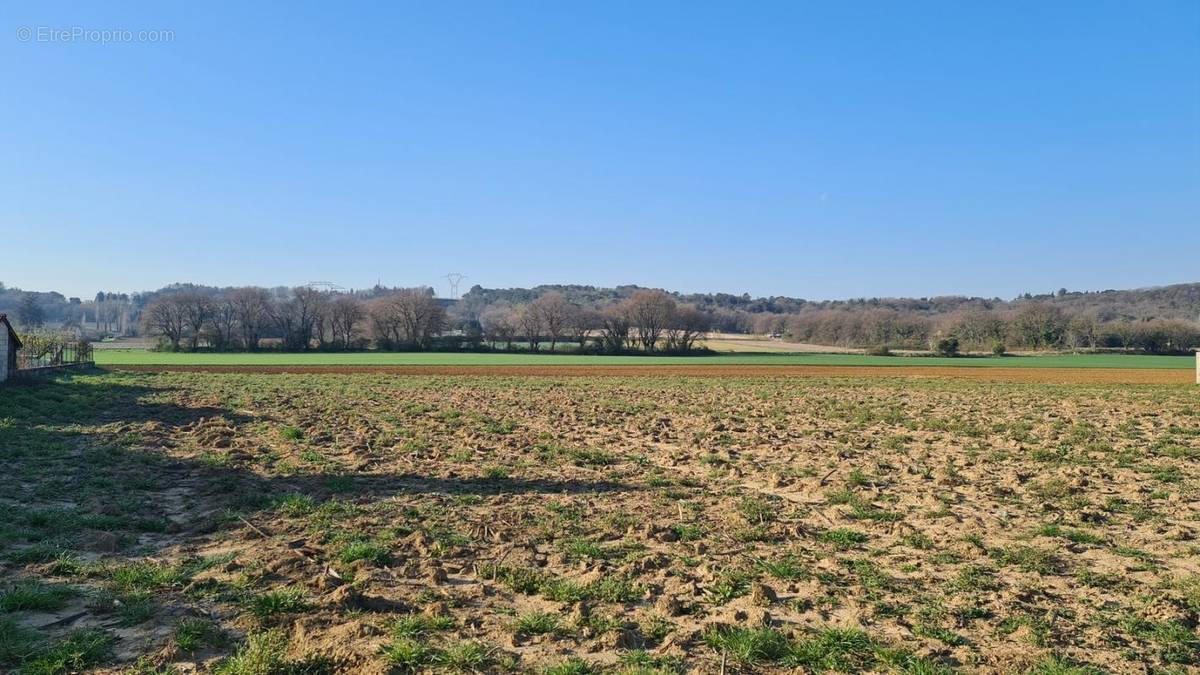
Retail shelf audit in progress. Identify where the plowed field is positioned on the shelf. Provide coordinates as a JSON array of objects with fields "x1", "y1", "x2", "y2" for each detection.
[{"x1": 1, "y1": 371, "x2": 1197, "y2": 674}]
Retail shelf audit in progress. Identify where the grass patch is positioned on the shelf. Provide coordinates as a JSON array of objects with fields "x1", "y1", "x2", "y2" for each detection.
[
  {"x1": 0, "y1": 581, "x2": 76, "y2": 613},
  {"x1": 20, "y1": 628, "x2": 114, "y2": 675},
  {"x1": 819, "y1": 528, "x2": 869, "y2": 549},
  {"x1": 245, "y1": 587, "x2": 309, "y2": 620},
  {"x1": 215, "y1": 629, "x2": 330, "y2": 675}
]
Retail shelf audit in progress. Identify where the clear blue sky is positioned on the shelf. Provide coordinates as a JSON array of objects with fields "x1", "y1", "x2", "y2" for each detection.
[{"x1": 2, "y1": 1, "x2": 1197, "y2": 300}]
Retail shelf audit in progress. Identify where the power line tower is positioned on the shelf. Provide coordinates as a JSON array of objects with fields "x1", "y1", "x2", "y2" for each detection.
[
  {"x1": 304, "y1": 281, "x2": 348, "y2": 293},
  {"x1": 443, "y1": 273, "x2": 467, "y2": 299}
]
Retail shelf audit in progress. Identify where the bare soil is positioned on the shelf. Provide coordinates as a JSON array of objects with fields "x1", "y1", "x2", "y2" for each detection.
[
  {"x1": 106, "y1": 363, "x2": 1193, "y2": 385},
  {"x1": 1, "y1": 371, "x2": 1197, "y2": 674}
]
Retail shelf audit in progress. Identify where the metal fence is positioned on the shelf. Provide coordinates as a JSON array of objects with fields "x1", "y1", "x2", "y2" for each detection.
[{"x1": 16, "y1": 338, "x2": 94, "y2": 370}]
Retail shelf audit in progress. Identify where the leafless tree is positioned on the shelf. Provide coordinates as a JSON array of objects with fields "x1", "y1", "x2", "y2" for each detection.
[
  {"x1": 272, "y1": 287, "x2": 328, "y2": 351},
  {"x1": 368, "y1": 288, "x2": 445, "y2": 349},
  {"x1": 627, "y1": 290, "x2": 676, "y2": 351},
  {"x1": 329, "y1": 295, "x2": 365, "y2": 349},
  {"x1": 368, "y1": 297, "x2": 402, "y2": 348},
  {"x1": 480, "y1": 305, "x2": 517, "y2": 350},
  {"x1": 664, "y1": 304, "x2": 709, "y2": 353},
  {"x1": 177, "y1": 293, "x2": 214, "y2": 351},
  {"x1": 142, "y1": 296, "x2": 187, "y2": 350},
  {"x1": 516, "y1": 303, "x2": 542, "y2": 352},
  {"x1": 209, "y1": 298, "x2": 238, "y2": 351},
  {"x1": 752, "y1": 313, "x2": 787, "y2": 336},
  {"x1": 569, "y1": 308, "x2": 602, "y2": 349},
  {"x1": 1065, "y1": 313, "x2": 1098, "y2": 351},
  {"x1": 396, "y1": 289, "x2": 445, "y2": 348},
  {"x1": 532, "y1": 292, "x2": 573, "y2": 353},
  {"x1": 229, "y1": 287, "x2": 272, "y2": 350},
  {"x1": 949, "y1": 310, "x2": 1006, "y2": 350},
  {"x1": 597, "y1": 302, "x2": 631, "y2": 353},
  {"x1": 1009, "y1": 303, "x2": 1068, "y2": 350}
]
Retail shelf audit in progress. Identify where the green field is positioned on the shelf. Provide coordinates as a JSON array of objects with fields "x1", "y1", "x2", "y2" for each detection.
[{"x1": 93, "y1": 349, "x2": 1194, "y2": 369}]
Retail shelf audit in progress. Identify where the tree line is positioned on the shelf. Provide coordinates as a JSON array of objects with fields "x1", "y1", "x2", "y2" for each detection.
[
  {"x1": 478, "y1": 289, "x2": 708, "y2": 354},
  {"x1": 142, "y1": 287, "x2": 711, "y2": 354},
  {"x1": 757, "y1": 304, "x2": 1199, "y2": 354},
  {"x1": 8, "y1": 279, "x2": 1199, "y2": 355},
  {"x1": 144, "y1": 287, "x2": 446, "y2": 352}
]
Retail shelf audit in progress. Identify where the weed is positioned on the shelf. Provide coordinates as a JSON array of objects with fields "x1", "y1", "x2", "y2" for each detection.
[
  {"x1": 337, "y1": 540, "x2": 389, "y2": 565},
  {"x1": 174, "y1": 618, "x2": 224, "y2": 652},
  {"x1": 280, "y1": 426, "x2": 304, "y2": 441},
  {"x1": 246, "y1": 587, "x2": 308, "y2": 620},
  {"x1": 435, "y1": 641, "x2": 493, "y2": 671},
  {"x1": 702, "y1": 625, "x2": 792, "y2": 665},
  {"x1": 216, "y1": 630, "x2": 331, "y2": 675},
  {"x1": 390, "y1": 614, "x2": 455, "y2": 638},
  {"x1": 514, "y1": 611, "x2": 560, "y2": 636},
  {"x1": 542, "y1": 658, "x2": 600, "y2": 675},
  {"x1": 788, "y1": 627, "x2": 881, "y2": 671},
  {"x1": 820, "y1": 528, "x2": 869, "y2": 549},
  {"x1": 757, "y1": 555, "x2": 807, "y2": 581},
  {"x1": 380, "y1": 637, "x2": 435, "y2": 671},
  {"x1": 0, "y1": 581, "x2": 76, "y2": 612},
  {"x1": 990, "y1": 545, "x2": 1064, "y2": 575},
  {"x1": 21, "y1": 629, "x2": 114, "y2": 675}
]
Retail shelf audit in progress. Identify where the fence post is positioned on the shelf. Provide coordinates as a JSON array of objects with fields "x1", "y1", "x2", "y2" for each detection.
[{"x1": 1196, "y1": 350, "x2": 1199, "y2": 385}]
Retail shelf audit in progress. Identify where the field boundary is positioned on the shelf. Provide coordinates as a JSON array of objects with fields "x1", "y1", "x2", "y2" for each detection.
[
  {"x1": 92, "y1": 349, "x2": 1193, "y2": 370},
  {"x1": 103, "y1": 363, "x2": 1192, "y2": 384}
]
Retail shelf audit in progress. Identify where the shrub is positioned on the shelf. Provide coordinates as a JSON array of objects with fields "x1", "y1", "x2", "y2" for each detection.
[
  {"x1": 935, "y1": 337, "x2": 959, "y2": 357},
  {"x1": 992, "y1": 342, "x2": 1007, "y2": 356}
]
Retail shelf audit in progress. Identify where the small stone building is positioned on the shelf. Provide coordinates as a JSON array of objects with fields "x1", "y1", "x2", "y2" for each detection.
[{"x1": 0, "y1": 314, "x2": 21, "y2": 383}]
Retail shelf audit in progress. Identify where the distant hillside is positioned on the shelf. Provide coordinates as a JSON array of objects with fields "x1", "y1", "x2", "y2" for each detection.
[{"x1": 458, "y1": 282, "x2": 1200, "y2": 322}]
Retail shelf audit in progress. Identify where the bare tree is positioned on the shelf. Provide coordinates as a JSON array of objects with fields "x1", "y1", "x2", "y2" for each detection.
[
  {"x1": 1066, "y1": 313, "x2": 1098, "y2": 351},
  {"x1": 950, "y1": 310, "x2": 1006, "y2": 351},
  {"x1": 272, "y1": 287, "x2": 328, "y2": 351},
  {"x1": 209, "y1": 298, "x2": 238, "y2": 351},
  {"x1": 597, "y1": 302, "x2": 631, "y2": 354},
  {"x1": 1009, "y1": 303, "x2": 1068, "y2": 350},
  {"x1": 480, "y1": 305, "x2": 517, "y2": 350},
  {"x1": 664, "y1": 304, "x2": 709, "y2": 353},
  {"x1": 396, "y1": 289, "x2": 445, "y2": 349},
  {"x1": 516, "y1": 303, "x2": 542, "y2": 352},
  {"x1": 142, "y1": 296, "x2": 187, "y2": 350},
  {"x1": 177, "y1": 293, "x2": 214, "y2": 351},
  {"x1": 532, "y1": 292, "x2": 573, "y2": 353},
  {"x1": 229, "y1": 287, "x2": 272, "y2": 351},
  {"x1": 328, "y1": 295, "x2": 365, "y2": 350},
  {"x1": 368, "y1": 288, "x2": 445, "y2": 350},
  {"x1": 569, "y1": 308, "x2": 601, "y2": 350},
  {"x1": 627, "y1": 290, "x2": 676, "y2": 351},
  {"x1": 368, "y1": 297, "x2": 402, "y2": 348}
]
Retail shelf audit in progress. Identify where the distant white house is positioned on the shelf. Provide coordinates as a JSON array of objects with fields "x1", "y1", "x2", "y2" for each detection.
[{"x1": 0, "y1": 314, "x2": 21, "y2": 383}]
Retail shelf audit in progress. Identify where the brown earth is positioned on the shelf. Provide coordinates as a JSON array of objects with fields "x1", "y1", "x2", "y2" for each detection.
[
  {"x1": 2, "y1": 371, "x2": 1197, "y2": 674},
  {"x1": 106, "y1": 363, "x2": 1193, "y2": 385}
]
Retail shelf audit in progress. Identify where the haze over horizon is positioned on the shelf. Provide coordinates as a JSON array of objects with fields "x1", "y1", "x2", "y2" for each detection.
[
  {"x1": 4, "y1": 276, "x2": 1199, "y2": 307},
  {"x1": 3, "y1": 2, "x2": 1197, "y2": 300}
]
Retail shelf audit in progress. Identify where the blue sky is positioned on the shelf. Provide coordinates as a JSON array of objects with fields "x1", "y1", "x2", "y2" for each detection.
[{"x1": 2, "y1": 1, "x2": 1197, "y2": 300}]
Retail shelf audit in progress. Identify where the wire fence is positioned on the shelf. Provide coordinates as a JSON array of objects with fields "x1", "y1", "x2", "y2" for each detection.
[{"x1": 16, "y1": 337, "x2": 94, "y2": 370}]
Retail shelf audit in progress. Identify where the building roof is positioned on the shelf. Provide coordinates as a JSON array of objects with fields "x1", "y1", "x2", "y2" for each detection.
[{"x1": 0, "y1": 314, "x2": 21, "y2": 349}]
